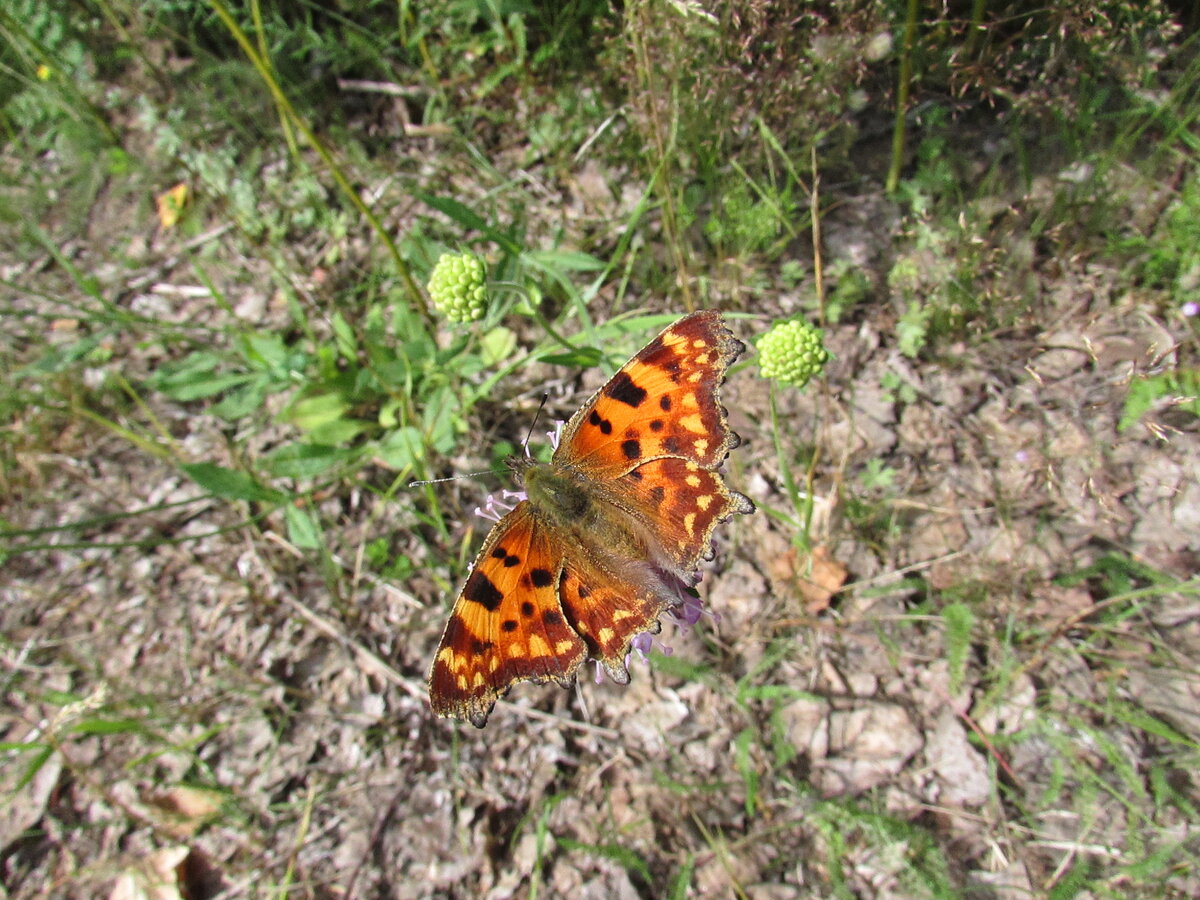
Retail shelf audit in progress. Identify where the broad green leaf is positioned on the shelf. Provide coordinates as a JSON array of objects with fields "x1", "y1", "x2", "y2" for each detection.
[
  {"x1": 209, "y1": 376, "x2": 270, "y2": 419},
  {"x1": 181, "y1": 462, "x2": 282, "y2": 503},
  {"x1": 479, "y1": 326, "x2": 517, "y2": 367},
  {"x1": 287, "y1": 393, "x2": 350, "y2": 431},
  {"x1": 307, "y1": 418, "x2": 372, "y2": 446},
  {"x1": 285, "y1": 504, "x2": 322, "y2": 550},
  {"x1": 375, "y1": 426, "x2": 425, "y2": 470},
  {"x1": 263, "y1": 443, "x2": 355, "y2": 479}
]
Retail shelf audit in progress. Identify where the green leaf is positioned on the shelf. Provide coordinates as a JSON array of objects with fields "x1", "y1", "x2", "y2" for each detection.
[
  {"x1": 285, "y1": 504, "x2": 322, "y2": 550},
  {"x1": 286, "y1": 393, "x2": 350, "y2": 432},
  {"x1": 13, "y1": 744, "x2": 55, "y2": 791},
  {"x1": 209, "y1": 376, "x2": 271, "y2": 419},
  {"x1": 1119, "y1": 370, "x2": 1200, "y2": 432},
  {"x1": 523, "y1": 249, "x2": 607, "y2": 272},
  {"x1": 418, "y1": 193, "x2": 522, "y2": 255},
  {"x1": 734, "y1": 727, "x2": 759, "y2": 816},
  {"x1": 306, "y1": 418, "x2": 372, "y2": 446},
  {"x1": 942, "y1": 602, "x2": 974, "y2": 694},
  {"x1": 239, "y1": 332, "x2": 292, "y2": 373},
  {"x1": 331, "y1": 311, "x2": 357, "y2": 359},
  {"x1": 70, "y1": 717, "x2": 147, "y2": 735},
  {"x1": 262, "y1": 443, "x2": 355, "y2": 479},
  {"x1": 1107, "y1": 700, "x2": 1198, "y2": 749},
  {"x1": 479, "y1": 326, "x2": 517, "y2": 367},
  {"x1": 539, "y1": 346, "x2": 603, "y2": 368},
  {"x1": 150, "y1": 353, "x2": 252, "y2": 401},
  {"x1": 181, "y1": 463, "x2": 282, "y2": 503},
  {"x1": 666, "y1": 854, "x2": 695, "y2": 900},
  {"x1": 375, "y1": 426, "x2": 425, "y2": 470}
]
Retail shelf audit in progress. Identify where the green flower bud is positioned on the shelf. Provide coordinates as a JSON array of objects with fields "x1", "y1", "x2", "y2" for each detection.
[
  {"x1": 428, "y1": 252, "x2": 488, "y2": 323},
  {"x1": 758, "y1": 318, "x2": 828, "y2": 388}
]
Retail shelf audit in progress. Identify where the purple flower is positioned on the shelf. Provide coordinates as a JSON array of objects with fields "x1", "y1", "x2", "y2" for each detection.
[
  {"x1": 474, "y1": 490, "x2": 526, "y2": 522},
  {"x1": 1182, "y1": 300, "x2": 1199, "y2": 318}
]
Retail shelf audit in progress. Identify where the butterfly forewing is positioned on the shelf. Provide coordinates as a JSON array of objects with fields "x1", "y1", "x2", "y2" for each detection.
[
  {"x1": 428, "y1": 504, "x2": 586, "y2": 727},
  {"x1": 557, "y1": 310, "x2": 745, "y2": 477}
]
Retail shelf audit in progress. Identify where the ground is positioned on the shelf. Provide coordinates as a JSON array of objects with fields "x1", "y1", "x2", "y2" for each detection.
[{"x1": 2, "y1": 7, "x2": 1199, "y2": 899}]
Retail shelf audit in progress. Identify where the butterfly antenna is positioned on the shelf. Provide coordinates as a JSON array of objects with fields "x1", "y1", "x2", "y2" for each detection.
[
  {"x1": 521, "y1": 393, "x2": 550, "y2": 458},
  {"x1": 408, "y1": 471, "x2": 491, "y2": 488}
]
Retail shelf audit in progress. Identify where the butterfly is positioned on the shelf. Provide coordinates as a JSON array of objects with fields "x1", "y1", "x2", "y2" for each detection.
[{"x1": 427, "y1": 310, "x2": 754, "y2": 727}]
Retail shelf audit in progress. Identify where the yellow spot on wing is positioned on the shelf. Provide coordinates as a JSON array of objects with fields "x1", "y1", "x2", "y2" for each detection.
[
  {"x1": 697, "y1": 494, "x2": 712, "y2": 510},
  {"x1": 555, "y1": 639, "x2": 576, "y2": 654},
  {"x1": 529, "y1": 634, "x2": 551, "y2": 657},
  {"x1": 688, "y1": 371, "x2": 703, "y2": 383},
  {"x1": 456, "y1": 674, "x2": 468, "y2": 689},
  {"x1": 684, "y1": 512, "x2": 696, "y2": 536},
  {"x1": 692, "y1": 339, "x2": 708, "y2": 349},
  {"x1": 612, "y1": 609, "x2": 633, "y2": 622},
  {"x1": 682, "y1": 393, "x2": 699, "y2": 409},
  {"x1": 694, "y1": 438, "x2": 709, "y2": 455},
  {"x1": 507, "y1": 642, "x2": 525, "y2": 659},
  {"x1": 679, "y1": 413, "x2": 705, "y2": 433},
  {"x1": 694, "y1": 352, "x2": 710, "y2": 365},
  {"x1": 686, "y1": 461, "x2": 699, "y2": 471},
  {"x1": 472, "y1": 672, "x2": 485, "y2": 688},
  {"x1": 686, "y1": 474, "x2": 701, "y2": 487},
  {"x1": 598, "y1": 626, "x2": 614, "y2": 645}
]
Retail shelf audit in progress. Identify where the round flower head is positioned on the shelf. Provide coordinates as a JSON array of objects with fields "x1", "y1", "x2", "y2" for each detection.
[
  {"x1": 428, "y1": 252, "x2": 488, "y2": 323},
  {"x1": 758, "y1": 318, "x2": 829, "y2": 388}
]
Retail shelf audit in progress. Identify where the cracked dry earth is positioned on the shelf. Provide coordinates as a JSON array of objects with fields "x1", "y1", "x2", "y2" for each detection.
[{"x1": 3, "y1": 190, "x2": 1199, "y2": 897}]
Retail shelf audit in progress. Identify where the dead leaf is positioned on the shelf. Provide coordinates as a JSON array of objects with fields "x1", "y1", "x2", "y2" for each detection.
[
  {"x1": 770, "y1": 545, "x2": 848, "y2": 614},
  {"x1": 147, "y1": 786, "x2": 225, "y2": 838},
  {"x1": 155, "y1": 183, "x2": 189, "y2": 229}
]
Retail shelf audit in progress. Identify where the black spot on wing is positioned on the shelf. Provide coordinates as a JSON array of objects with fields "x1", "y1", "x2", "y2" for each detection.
[
  {"x1": 660, "y1": 395, "x2": 672, "y2": 411},
  {"x1": 543, "y1": 610, "x2": 563, "y2": 626},
  {"x1": 621, "y1": 439, "x2": 641, "y2": 460},
  {"x1": 606, "y1": 371, "x2": 648, "y2": 408},
  {"x1": 662, "y1": 436, "x2": 681, "y2": 454},
  {"x1": 471, "y1": 639, "x2": 494, "y2": 655},
  {"x1": 490, "y1": 545, "x2": 520, "y2": 567},
  {"x1": 464, "y1": 571, "x2": 504, "y2": 611},
  {"x1": 531, "y1": 568, "x2": 554, "y2": 588},
  {"x1": 521, "y1": 601, "x2": 535, "y2": 616},
  {"x1": 588, "y1": 409, "x2": 613, "y2": 435},
  {"x1": 649, "y1": 485, "x2": 665, "y2": 506},
  {"x1": 501, "y1": 619, "x2": 518, "y2": 632}
]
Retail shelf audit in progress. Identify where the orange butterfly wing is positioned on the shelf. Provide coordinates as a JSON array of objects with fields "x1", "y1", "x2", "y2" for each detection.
[
  {"x1": 427, "y1": 504, "x2": 586, "y2": 727},
  {"x1": 557, "y1": 309, "x2": 745, "y2": 478}
]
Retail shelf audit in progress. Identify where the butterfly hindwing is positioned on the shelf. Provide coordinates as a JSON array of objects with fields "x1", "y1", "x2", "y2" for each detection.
[
  {"x1": 615, "y1": 457, "x2": 755, "y2": 569},
  {"x1": 427, "y1": 504, "x2": 586, "y2": 727},
  {"x1": 557, "y1": 558, "x2": 664, "y2": 684}
]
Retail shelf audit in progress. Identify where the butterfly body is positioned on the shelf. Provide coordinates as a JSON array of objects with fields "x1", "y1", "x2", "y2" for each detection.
[{"x1": 428, "y1": 311, "x2": 754, "y2": 727}]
